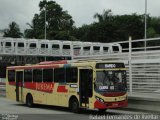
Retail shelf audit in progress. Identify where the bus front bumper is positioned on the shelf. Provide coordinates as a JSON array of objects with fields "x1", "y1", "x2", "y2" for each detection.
[{"x1": 94, "y1": 100, "x2": 128, "y2": 109}]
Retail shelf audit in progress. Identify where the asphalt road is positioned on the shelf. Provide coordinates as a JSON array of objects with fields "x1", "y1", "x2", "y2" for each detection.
[{"x1": 0, "y1": 97, "x2": 157, "y2": 120}]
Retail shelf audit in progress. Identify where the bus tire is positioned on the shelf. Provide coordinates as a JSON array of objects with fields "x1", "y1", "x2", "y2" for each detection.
[
  {"x1": 26, "y1": 94, "x2": 33, "y2": 107},
  {"x1": 69, "y1": 98, "x2": 79, "y2": 113}
]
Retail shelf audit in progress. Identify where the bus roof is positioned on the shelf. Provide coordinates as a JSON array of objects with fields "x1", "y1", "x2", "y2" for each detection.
[{"x1": 7, "y1": 60, "x2": 124, "y2": 70}]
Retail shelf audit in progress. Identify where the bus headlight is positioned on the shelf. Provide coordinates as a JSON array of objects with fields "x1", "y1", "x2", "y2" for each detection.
[{"x1": 95, "y1": 96, "x2": 104, "y2": 103}]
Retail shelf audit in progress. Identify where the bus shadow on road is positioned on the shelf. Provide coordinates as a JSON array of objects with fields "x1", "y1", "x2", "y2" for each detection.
[
  {"x1": 13, "y1": 103, "x2": 72, "y2": 113},
  {"x1": 13, "y1": 103, "x2": 121, "y2": 115}
]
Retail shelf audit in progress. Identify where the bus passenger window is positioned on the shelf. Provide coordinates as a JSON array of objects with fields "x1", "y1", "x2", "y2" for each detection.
[
  {"x1": 33, "y1": 69, "x2": 42, "y2": 82},
  {"x1": 24, "y1": 70, "x2": 33, "y2": 82},
  {"x1": 66, "y1": 68, "x2": 78, "y2": 83},
  {"x1": 54, "y1": 68, "x2": 65, "y2": 83},
  {"x1": 43, "y1": 69, "x2": 53, "y2": 82},
  {"x1": 8, "y1": 70, "x2": 15, "y2": 82}
]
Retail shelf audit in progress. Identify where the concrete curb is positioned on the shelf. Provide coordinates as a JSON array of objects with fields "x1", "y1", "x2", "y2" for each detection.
[
  {"x1": 128, "y1": 95, "x2": 160, "y2": 102},
  {"x1": 119, "y1": 102, "x2": 160, "y2": 114},
  {"x1": 118, "y1": 96, "x2": 160, "y2": 114}
]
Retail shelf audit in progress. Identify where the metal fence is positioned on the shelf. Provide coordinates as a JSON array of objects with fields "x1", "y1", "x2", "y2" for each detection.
[
  {"x1": 74, "y1": 37, "x2": 160, "y2": 96},
  {"x1": 1, "y1": 37, "x2": 160, "y2": 97}
]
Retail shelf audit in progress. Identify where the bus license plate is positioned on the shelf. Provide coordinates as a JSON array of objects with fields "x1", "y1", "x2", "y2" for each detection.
[{"x1": 112, "y1": 103, "x2": 118, "y2": 106}]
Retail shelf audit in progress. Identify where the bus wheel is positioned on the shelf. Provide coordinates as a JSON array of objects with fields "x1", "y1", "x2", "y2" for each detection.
[
  {"x1": 98, "y1": 108, "x2": 107, "y2": 113},
  {"x1": 69, "y1": 98, "x2": 79, "y2": 113},
  {"x1": 26, "y1": 94, "x2": 33, "y2": 107}
]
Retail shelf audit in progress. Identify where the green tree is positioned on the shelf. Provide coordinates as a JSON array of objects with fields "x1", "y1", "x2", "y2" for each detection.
[
  {"x1": 147, "y1": 17, "x2": 160, "y2": 38},
  {"x1": 3, "y1": 21, "x2": 23, "y2": 38},
  {"x1": 146, "y1": 16, "x2": 160, "y2": 47},
  {"x1": 94, "y1": 9, "x2": 113, "y2": 23},
  {"x1": 71, "y1": 24, "x2": 91, "y2": 42},
  {"x1": 114, "y1": 13, "x2": 144, "y2": 40},
  {"x1": 24, "y1": 0, "x2": 74, "y2": 40},
  {"x1": 73, "y1": 9, "x2": 146, "y2": 45}
]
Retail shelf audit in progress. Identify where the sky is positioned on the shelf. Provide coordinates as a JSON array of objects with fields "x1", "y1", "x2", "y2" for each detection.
[{"x1": 0, "y1": 0, "x2": 160, "y2": 31}]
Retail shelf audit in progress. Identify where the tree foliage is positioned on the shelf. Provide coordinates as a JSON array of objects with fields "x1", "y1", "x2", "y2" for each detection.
[
  {"x1": 4, "y1": 4, "x2": 160, "y2": 44},
  {"x1": 147, "y1": 17, "x2": 160, "y2": 38},
  {"x1": 71, "y1": 11, "x2": 160, "y2": 48},
  {"x1": 94, "y1": 9, "x2": 113, "y2": 22},
  {"x1": 3, "y1": 21, "x2": 23, "y2": 38},
  {"x1": 72, "y1": 10, "x2": 146, "y2": 43},
  {"x1": 24, "y1": 0, "x2": 75, "y2": 40}
]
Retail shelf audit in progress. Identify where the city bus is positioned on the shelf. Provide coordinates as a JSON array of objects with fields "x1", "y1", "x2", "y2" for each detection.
[{"x1": 6, "y1": 60, "x2": 128, "y2": 112}]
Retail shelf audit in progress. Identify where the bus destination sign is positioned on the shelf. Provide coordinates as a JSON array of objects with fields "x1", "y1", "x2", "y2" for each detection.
[
  {"x1": 96, "y1": 63, "x2": 125, "y2": 69},
  {"x1": 105, "y1": 64, "x2": 116, "y2": 68}
]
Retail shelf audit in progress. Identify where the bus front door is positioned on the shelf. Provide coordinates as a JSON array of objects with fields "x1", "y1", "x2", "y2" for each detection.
[
  {"x1": 16, "y1": 71, "x2": 23, "y2": 102},
  {"x1": 79, "y1": 69, "x2": 93, "y2": 108}
]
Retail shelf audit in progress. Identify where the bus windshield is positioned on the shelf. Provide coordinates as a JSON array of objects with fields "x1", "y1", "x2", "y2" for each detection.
[{"x1": 95, "y1": 70, "x2": 127, "y2": 92}]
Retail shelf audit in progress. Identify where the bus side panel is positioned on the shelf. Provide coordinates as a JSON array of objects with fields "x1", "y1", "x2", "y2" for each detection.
[
  {"x1": 34, "y1": 90, "x2": 46, "y2": 104},
  {"x1": 46, "y1": 83, "x2": 79, "y2": 107},
  {"x1": 46, "y1": 93, "x2": 58, "y2": 106},
  {"x1": 23, "y1": 89, "x2": 46, "y2": 104},
  {"x1": 46, "y1": 83, "x2": 59, "y2": 106},
  {"x1": 57, "y1": 84, "x2": 69, "y2": 107},
  {"x1": 67, "y1": 84, "x2": 79, "y2": 107},
  {"x1": 23, "y1": 83, "x2": 47, "y2": 105},
  {"x1": 6, "y1": 70, "x2": 16, "y2": 101},
  {"x1": 57, "y1": 84, "x2": 79, "y2": 107},
  {"x1": 6, "y1": 82, "x2": 16, "y2": 101}
]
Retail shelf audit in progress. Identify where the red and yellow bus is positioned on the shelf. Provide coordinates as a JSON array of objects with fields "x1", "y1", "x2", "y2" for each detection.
[{"x1": 6, "y1": 60, "x2": 128, "y2": 112}]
